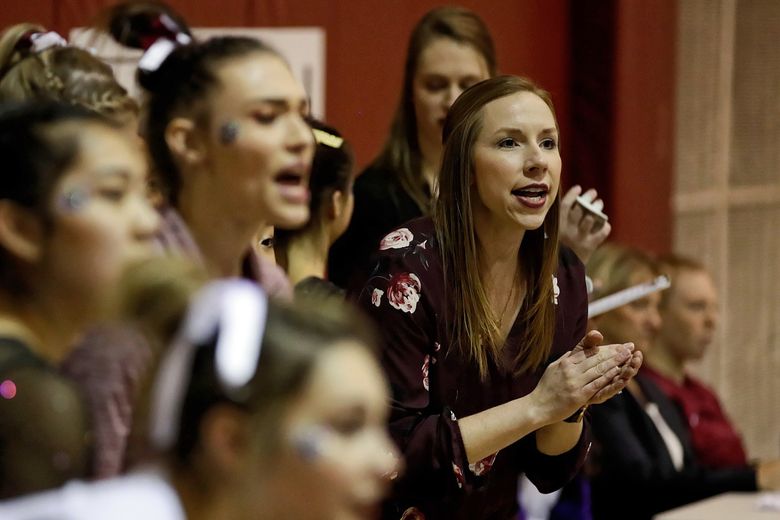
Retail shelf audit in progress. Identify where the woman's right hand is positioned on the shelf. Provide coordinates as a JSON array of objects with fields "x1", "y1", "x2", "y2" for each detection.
[{"x1": 530, "y1": 330, "x2": 635, "y2": 425}]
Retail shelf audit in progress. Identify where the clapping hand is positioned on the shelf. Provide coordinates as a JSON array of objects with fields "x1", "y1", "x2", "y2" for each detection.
[{"x1": 532, "y1": 330, "x2": 640, "y2": 424}]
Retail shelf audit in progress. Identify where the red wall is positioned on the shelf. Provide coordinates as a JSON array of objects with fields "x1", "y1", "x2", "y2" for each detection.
[
  {"x1": 0, "y1": 0, "x2": 571, "y2": 170},
  {"x1": 0, "y1": 0, "x2": 674, "y2": 253},
  {"x1": 611, "y1": 0, "x2": 676, "y2": 253}
]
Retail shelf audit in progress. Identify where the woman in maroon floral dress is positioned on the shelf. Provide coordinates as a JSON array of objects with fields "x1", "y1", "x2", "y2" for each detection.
[{"x1": 356, "y1": 76, "x2": 643, "y2": 519}]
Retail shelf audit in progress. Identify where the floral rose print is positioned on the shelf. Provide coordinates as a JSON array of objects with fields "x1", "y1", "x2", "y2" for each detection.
[
  {"x1": 379, "y1": 227, "x2": 414, "y2": 250},
  {"x1": 468, "y1": 452, "x2": 498, "y2": 476},
  {"x1": 387, "y1": 273, "x2": 422, "y2": 314},
  {"x1": 422, "y1": 355, "x2": 431, "y2": 391},
  {"x1": 552, "y1": 275, "x2": 560, "y2": 305},
  {"x1": 371, "y1": 288, "x2": 384, "y2": 307},
  {"x1": 452, "y1": 462, "x2": 466, "y2": 489}
]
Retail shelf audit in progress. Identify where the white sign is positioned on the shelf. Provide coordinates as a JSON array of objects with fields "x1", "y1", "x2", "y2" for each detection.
[{"x1": 69, "y1": 27, "x2": 326, "y2": 117}]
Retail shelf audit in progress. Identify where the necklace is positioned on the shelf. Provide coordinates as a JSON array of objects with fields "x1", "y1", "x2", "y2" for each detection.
[{"x1": 496, "y1": 267, "x2": 523, "y2": 333}]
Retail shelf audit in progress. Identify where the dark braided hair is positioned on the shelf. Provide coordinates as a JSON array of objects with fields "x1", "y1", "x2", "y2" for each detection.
[
  {"x1": 0, "y1": 23, "x2": 138, "y2": 122},
  {"x1": 274, "y1": 119, "x2": 355, "y2": 271}
]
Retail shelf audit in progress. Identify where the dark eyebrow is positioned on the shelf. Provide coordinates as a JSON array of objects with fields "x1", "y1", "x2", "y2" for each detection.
[
  {"x1": 421, "y1": 73, "x2": 482, "y2": 81},
  {"x1": 92, "y1": 167, "x2": 132, "y2": 180},
  {"x1": 491, "y1": 127, "x2": 558, "y2": 137},
  {"x1": 246, "y1": 97, "x2": 310, "y2": 111}
]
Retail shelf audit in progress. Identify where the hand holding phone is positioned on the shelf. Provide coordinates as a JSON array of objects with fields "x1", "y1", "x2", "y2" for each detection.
[
  {"x1": 575, "y1": 194, "x2": 609, "y2": 230},
  {"x1": 559, "y1": 186, "x2": 612, "y2": 263}
]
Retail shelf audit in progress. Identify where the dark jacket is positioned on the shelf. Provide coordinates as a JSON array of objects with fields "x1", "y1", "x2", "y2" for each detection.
[
  {"x1": 589, "y1": 373, "x2": 757, "y2": 519},
  {"x1": 329, "y1": 164, "x2": 426, "y2": 291}
]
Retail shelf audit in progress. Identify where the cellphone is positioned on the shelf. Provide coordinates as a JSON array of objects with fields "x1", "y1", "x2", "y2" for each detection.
[{"x1": 575, "y1": 195, "x2": 608, "y2": 230}]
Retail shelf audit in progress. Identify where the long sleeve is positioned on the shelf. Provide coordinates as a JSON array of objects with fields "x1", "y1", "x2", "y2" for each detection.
[
  {"x1": 60, "y1": 325, "x2": 153, "y2": 479},
  {"x1": 355, "y1": 222, "x2": 594, "y2": 519},
  {"x1": 517, "y1": 246, "x2": 591, "y2": 494},
  {"x1": 356, "y1": 256, "x2": 472, "y2": 497},
  {"x1": 520, "y1": 421, "x2": 591, "y2": 494}
]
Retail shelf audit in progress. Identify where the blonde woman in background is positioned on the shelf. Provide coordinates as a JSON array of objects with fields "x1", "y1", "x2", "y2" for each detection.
[{"x1": 329, "y1": 6, "x2": 495, "y2": 290}]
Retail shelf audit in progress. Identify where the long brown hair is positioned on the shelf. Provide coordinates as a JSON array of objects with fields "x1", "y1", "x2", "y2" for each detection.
[
  {"x1": 434, "y1": 75, "x2": 560, "y2": 379},
  {"x1": 373, "y1": 6, "x2": 496, "y2": 213}
]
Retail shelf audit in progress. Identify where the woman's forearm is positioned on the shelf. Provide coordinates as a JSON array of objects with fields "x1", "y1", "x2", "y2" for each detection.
[
  {"x1": 459, "y1": 393, "x2": 551, "y2": 463},
  {"x1": 460, "y1": 338, "x2": 633, "y2": 464}
]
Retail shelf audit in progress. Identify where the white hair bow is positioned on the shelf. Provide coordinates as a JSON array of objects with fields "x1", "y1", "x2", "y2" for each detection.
[{"x1": 149, "y1": 279, "x2": 268, "y2": 451}]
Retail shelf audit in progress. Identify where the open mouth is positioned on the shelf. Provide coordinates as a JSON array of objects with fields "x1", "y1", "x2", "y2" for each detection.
[
  {"x1": 512, "y1": 184, "x2": 549, "y2": 209},
  {"x1": 274, "y1": 167, "x2": 309, "y2": 204},
  {"x1": 275, "y1": 171, "x2": 303, "y2": 186},
  {"x1": 511, "y1": 187, "x2": 548, "y2": 198}
]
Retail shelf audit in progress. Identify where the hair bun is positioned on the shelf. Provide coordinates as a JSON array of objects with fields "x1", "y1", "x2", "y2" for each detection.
[
  {"x1": 107, "y1": 1, "x2": 192, "y2": 50},
  {"x1": 104, "y1": 2, "x2": 193, "y2": 92}
]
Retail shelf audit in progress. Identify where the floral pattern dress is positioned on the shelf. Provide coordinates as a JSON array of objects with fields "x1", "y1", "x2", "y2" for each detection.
[{"x1": 355, "y1": 217, "x2": 591, "y2": 520}]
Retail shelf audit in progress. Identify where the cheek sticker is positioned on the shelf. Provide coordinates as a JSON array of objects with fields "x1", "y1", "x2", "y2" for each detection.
[
  {"x1": 219, "y1": 121, "x2": 240, "y2": 145},
  {"x1": 56, "y1": 188, "x2": 90, "y2": 213},
  {"x1": 291, "y1": 426, "x2": 331, "y2": 463}
]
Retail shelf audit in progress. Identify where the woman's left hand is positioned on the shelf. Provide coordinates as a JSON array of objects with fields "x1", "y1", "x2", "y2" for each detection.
[{"x1": 576, "y1": 330, "x2": 643, "y2": 405}]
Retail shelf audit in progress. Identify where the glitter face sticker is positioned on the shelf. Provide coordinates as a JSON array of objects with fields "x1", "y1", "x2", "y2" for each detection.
[
  {"x1": 292, "y1": 426, "x2": 330, "y2": 463},
  {"x1": 56, "y1": 187, "x2": 90, "y2": 213},
  {"x1": 219, "y1": 121, "x2": 240, "y2": 145}
]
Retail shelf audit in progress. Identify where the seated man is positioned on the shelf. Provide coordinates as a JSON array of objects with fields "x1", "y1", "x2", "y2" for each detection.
[{"x1": 643, "y1": 255, "x2": 746, "y2": 468}]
